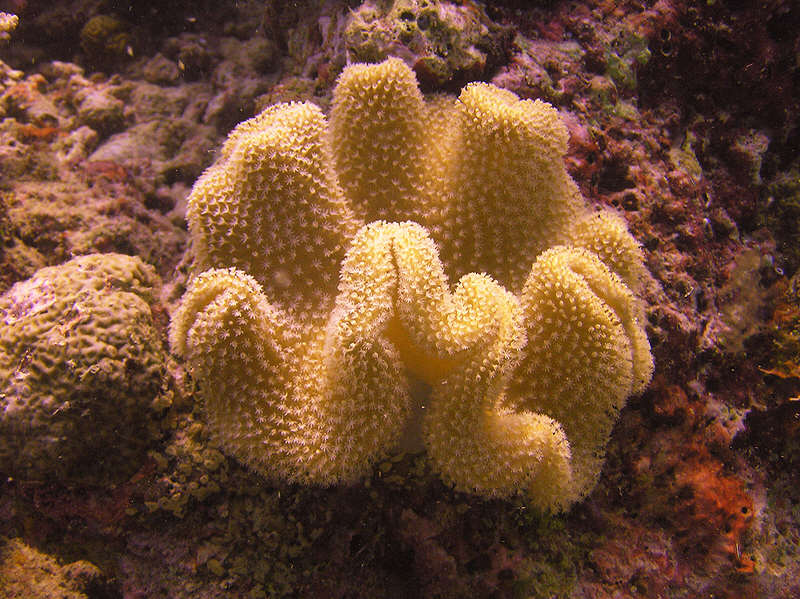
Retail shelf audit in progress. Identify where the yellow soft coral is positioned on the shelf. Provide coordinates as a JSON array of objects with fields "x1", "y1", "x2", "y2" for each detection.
[
  {"x1": 186, "y1": 102, "x2": 359, "y2": 327},
  {"x1": 0, "y1": 13, "x2": 18, "y2": 38},
  {"x1": 171, "y1": 57, "x2": 653, "y2": 510},
  {"x1": 170, "y1": 254, "x2": 410, "y2": 485},
  {"x1": 510, "y1": 247, "x2": 653, "y2": 503}
]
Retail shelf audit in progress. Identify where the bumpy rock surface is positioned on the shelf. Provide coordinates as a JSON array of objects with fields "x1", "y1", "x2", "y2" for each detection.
[
  {"x1": 344, "y1": 0, "x2": 512, "y2": 88},
  {"x1": 0, "y1": 537, "x2": 108, "y2": 599},
  {"x1": 0, "y1": 253, "x2": 168, "y2": 482}
]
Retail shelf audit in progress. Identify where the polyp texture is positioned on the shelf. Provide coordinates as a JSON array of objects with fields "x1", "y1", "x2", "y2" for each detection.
[{"x1": 170, "y1": 57, "x2": 653, "y2": 510}]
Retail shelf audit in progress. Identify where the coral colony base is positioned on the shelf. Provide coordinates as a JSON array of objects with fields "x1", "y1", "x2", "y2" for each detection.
[{"x1": 170, "y1": 58, "x2": 653, "y2": 511}]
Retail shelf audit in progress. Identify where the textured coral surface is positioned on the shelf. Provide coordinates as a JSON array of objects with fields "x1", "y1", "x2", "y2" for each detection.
[
  {"x1": 171, "y1": 57, "x2": 652, "y2": 510},
  {"x1": 0, "y1": 1, "x2": 798, "y2": 598},
  {"x1": 0, "y1": 253, "x2": 169, "y2": 483}
]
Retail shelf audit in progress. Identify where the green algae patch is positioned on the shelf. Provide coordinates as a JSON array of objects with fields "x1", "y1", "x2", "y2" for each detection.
[
  {"x1": 80, "y1": 15, "x2": 133, "y2": 64},
  {"x1": 763, "y1": 168, "x2": 800, "y2": 275},
  {"x1": 668, "y1": 132, "x2": 704, "y2": 183},
  {"x1": 604, "y1": 29, "x2": 651, "y2": 91}
]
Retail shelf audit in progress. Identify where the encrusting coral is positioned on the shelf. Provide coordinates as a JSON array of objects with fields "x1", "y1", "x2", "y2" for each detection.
[{"x1": 170, "y1": 57, "x2": 653, "y2": 510}]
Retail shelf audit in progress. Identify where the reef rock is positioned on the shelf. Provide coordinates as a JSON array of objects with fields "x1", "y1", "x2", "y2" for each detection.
[{"x1": 0, "y1": 253, "x2": 170, "y2": 483}]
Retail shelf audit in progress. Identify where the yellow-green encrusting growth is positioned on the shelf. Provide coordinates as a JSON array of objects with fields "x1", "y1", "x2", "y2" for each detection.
[
  {"x1": 79, "y1": 14, "x2": 133, "y2": 62},
  {"x1": 171, "y1": 57, "x2": 654, "y2": 510},
  {"x1": 0, "y1": 537, "x2": 104, "y2": 599}
]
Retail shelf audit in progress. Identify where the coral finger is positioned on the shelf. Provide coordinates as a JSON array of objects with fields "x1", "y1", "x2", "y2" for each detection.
[{"x1": 510, "y1": 247, "x2": 653, "y2": 499}]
